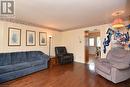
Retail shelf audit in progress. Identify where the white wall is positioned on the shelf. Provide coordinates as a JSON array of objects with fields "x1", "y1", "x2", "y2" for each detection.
[
  {"x1": 61, "y1": 29, "x2": 85, "y2": 63},
  {"x1": 0, "y1": 22, "x2": 4, "y2": 52},
  {"x1": 0, "y1": 21, "x2": 62, "y2": 56},
  {"x1": 61, "y1": 24, "x2": 112, "y2": 63}
]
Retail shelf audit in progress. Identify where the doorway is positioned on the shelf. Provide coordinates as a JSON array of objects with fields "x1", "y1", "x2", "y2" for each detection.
[{"x1": 85, "y1": 31, "x2": 101, "y2": 64}]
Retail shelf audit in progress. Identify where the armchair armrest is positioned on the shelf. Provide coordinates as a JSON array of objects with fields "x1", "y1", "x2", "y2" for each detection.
[
  {"x1": 112, "y1": 63, "x2": 130, "y2": 70},
  {"x1": 57, "y1": 53, "x2": 73, "y2": 60},
  {"x1": 58, "y1": 53, "x2": 73, "y2": 57},
  {"x1": 57, "y1": 54, "x2": 64, "y2": 57},
  {"x1": 67, "y1": 53, "x2": 73, "y2": 55}
]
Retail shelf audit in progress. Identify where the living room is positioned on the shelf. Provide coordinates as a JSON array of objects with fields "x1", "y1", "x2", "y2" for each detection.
[{"x1": 0, "y1": 0, "x2": 130, "y2": 87}]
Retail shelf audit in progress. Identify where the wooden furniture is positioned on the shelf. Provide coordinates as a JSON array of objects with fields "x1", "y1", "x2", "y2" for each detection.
[{"x1": 48, "y1": 56, "x2": 58, "y2": 68}]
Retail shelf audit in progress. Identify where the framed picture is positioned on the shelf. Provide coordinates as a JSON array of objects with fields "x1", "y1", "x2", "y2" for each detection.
[
  {"x1": 39, "y1": 32, "x2": 47, "y2": 46},
  {"x1": 26, "y1": 30, "x2": 36, "y2": 46},
  {"x1": 8, "y1": 27, "x2": 21, "y2": 46}
]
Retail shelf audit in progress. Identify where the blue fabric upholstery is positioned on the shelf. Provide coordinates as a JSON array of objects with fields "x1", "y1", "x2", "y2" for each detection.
[
  {"x1": 29, "y1": 60, "x2": 44, "y2": 66},
  {"x1": 0, "y1": 51, "x2": 49, "y2": 83},
  {"x1": 11, "y1": 52, "x2": 27, "y2": 64},
  {"x1": 0, "y1": 53, "x2": 11, "y2": 66},
  {"x1": 26, "y1": 51, "x2": 41, "y2": 61},
  {"x1": 0, "y1": 65, "x2": 13, "y2": 74},
  {"x1": 13, "y1": 62, "x2": 31, "y2": 71}
]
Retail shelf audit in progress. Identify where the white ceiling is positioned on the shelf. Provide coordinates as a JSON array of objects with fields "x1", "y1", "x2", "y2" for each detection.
[{"x1": 14, "y1": 0, "x2": 130, "y2": 30}]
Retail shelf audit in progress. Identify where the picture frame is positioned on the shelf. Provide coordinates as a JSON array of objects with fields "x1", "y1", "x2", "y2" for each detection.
[
  {"x1": 8, "y1": 27, "x2": 21, "y2": 46},
  {"x1": 26, "y1": 30, "x2": 36, "y2": 46},
  {"x1": 39, "y1": 32, "x2": 47, "y2": 46}
]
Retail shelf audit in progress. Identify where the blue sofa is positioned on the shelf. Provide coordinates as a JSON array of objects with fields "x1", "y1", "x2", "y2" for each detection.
[{"x1": 0, "y1": 51, "x2": 49, "y2": 83}]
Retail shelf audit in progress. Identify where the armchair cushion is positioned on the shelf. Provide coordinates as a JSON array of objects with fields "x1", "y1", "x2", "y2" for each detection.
[
  {"x1": 111, "y1": 48, "x2": 127, "y2": 58},
  {"x1": 55, "y1": 47, "x2": 67, "y2": 55},
  {"x1": 111, "y1": 63, "x2": 130, "y2": 70},
  {"x1": 107, "y1": 47, "x2": 130, "y2": 64}
]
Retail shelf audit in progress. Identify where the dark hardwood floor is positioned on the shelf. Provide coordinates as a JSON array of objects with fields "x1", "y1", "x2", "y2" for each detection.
[{"x1": 0, "y1": 62, "x2": 130, "y2": 87}]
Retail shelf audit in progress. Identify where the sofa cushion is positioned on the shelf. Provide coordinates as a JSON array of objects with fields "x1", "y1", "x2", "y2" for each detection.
[
  {"x1": 0, "y1": 53, "x2": 11, "y2": 66},
  {"x1": 29, "y1": 60, "x2": 44, "y2": 66},
  {"x1": 0, "y1": 65, "x2": 13, "y2": 74},
  {"x1": 96, "y1": 59, "x2": 111, "y2": 75},
  {"x1": 13, "y1": 62, "x2": 31, "y2": 71},
  {"x1": 11, "y1": 52, "x2": 27, "y2": 64},
  {"x1": 26, "y1": 51, "x2": 42, "y2": 61},
  {"x1": 29, "y1": 60, "x2": 43, "y2": 66}
]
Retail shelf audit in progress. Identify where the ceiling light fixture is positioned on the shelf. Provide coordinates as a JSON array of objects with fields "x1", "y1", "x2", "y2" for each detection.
[
  {"x1": 112, "y1": 18, "x2": 124, "y2": 28},
  {"x1": 112, "y1": 10, "x2": 125, "y2": 29},
  {"x1": 112, "y1": 10, "x2": 124, "y2": 17}
]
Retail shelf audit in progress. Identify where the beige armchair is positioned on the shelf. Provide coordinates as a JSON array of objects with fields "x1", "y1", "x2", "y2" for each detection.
[{"x1": 95, "y1": 47, "x2": 130, "y2": 83}]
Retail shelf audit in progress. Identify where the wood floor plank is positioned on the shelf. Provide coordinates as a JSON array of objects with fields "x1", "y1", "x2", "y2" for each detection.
[{"x1": 0, "y1": 62, "x2": 130, "y2": 87}]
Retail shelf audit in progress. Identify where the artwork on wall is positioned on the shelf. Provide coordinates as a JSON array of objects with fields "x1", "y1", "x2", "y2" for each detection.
[
  {"x1": 26, "y1": 30, "x2": 36, "y2": 46},
  {"x1": 39, "y1": 32, "x2": 47, "y2": 46},
  {"x1": 103, "y1": 27, "x2": 130, "y2": 53},
  {"x1": 8, "y1": 27, "x2": 21, "y2": 46}
]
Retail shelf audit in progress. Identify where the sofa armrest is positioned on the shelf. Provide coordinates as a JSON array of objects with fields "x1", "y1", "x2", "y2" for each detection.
[
  {"x1": 40, "y1": 54, "x2": 49, "y2": 61},
  {"x1": 112, "y1": 63, "x2": 130, "y2": 70}
]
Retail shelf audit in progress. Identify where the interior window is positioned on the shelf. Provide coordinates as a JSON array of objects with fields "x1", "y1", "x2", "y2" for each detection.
[
  {"x1": 89, "y1": 38, "x2": 94, "y2": 46},
  {"x1": 97, "y1": 37, "x2": 101, "y2": 47}
]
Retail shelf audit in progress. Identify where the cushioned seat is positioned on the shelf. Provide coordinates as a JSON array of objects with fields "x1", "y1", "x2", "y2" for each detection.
[
  {"x1": 26, "y1": 51, "x2": 41, "y2": 62},
  {"x1": 13, "y1": 62, "x2": 32, "y2": 71},
  {"x1": 0, "y1": 65, "x2": 13, "y2": 74},
  {"x1": 0, "y1": 53, "x2": 11, "y2": 66},
  {"x1": 29, "y1": 60, "x2": 44, "y2": 66},
  {"x1": 11, "y1": 52, "x2": 27, "y2": 64},
  {"x1": 95, "y1": 47, "x2": 130, "y2": 83}
]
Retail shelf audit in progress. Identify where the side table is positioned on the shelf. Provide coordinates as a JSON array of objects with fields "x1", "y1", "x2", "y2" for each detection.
[{"x1": 48, "y1": 56, "x2": 58, "y2": 68}]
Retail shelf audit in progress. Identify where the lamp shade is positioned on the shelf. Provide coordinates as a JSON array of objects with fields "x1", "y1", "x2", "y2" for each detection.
[{"x1": 112, "y1": 18, "x2": 124, "y2": 28}]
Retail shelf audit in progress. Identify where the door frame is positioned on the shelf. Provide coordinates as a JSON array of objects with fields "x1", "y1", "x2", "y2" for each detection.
[{"x1": 84, "y1": 31, "x2": 101, "y2": 63}]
